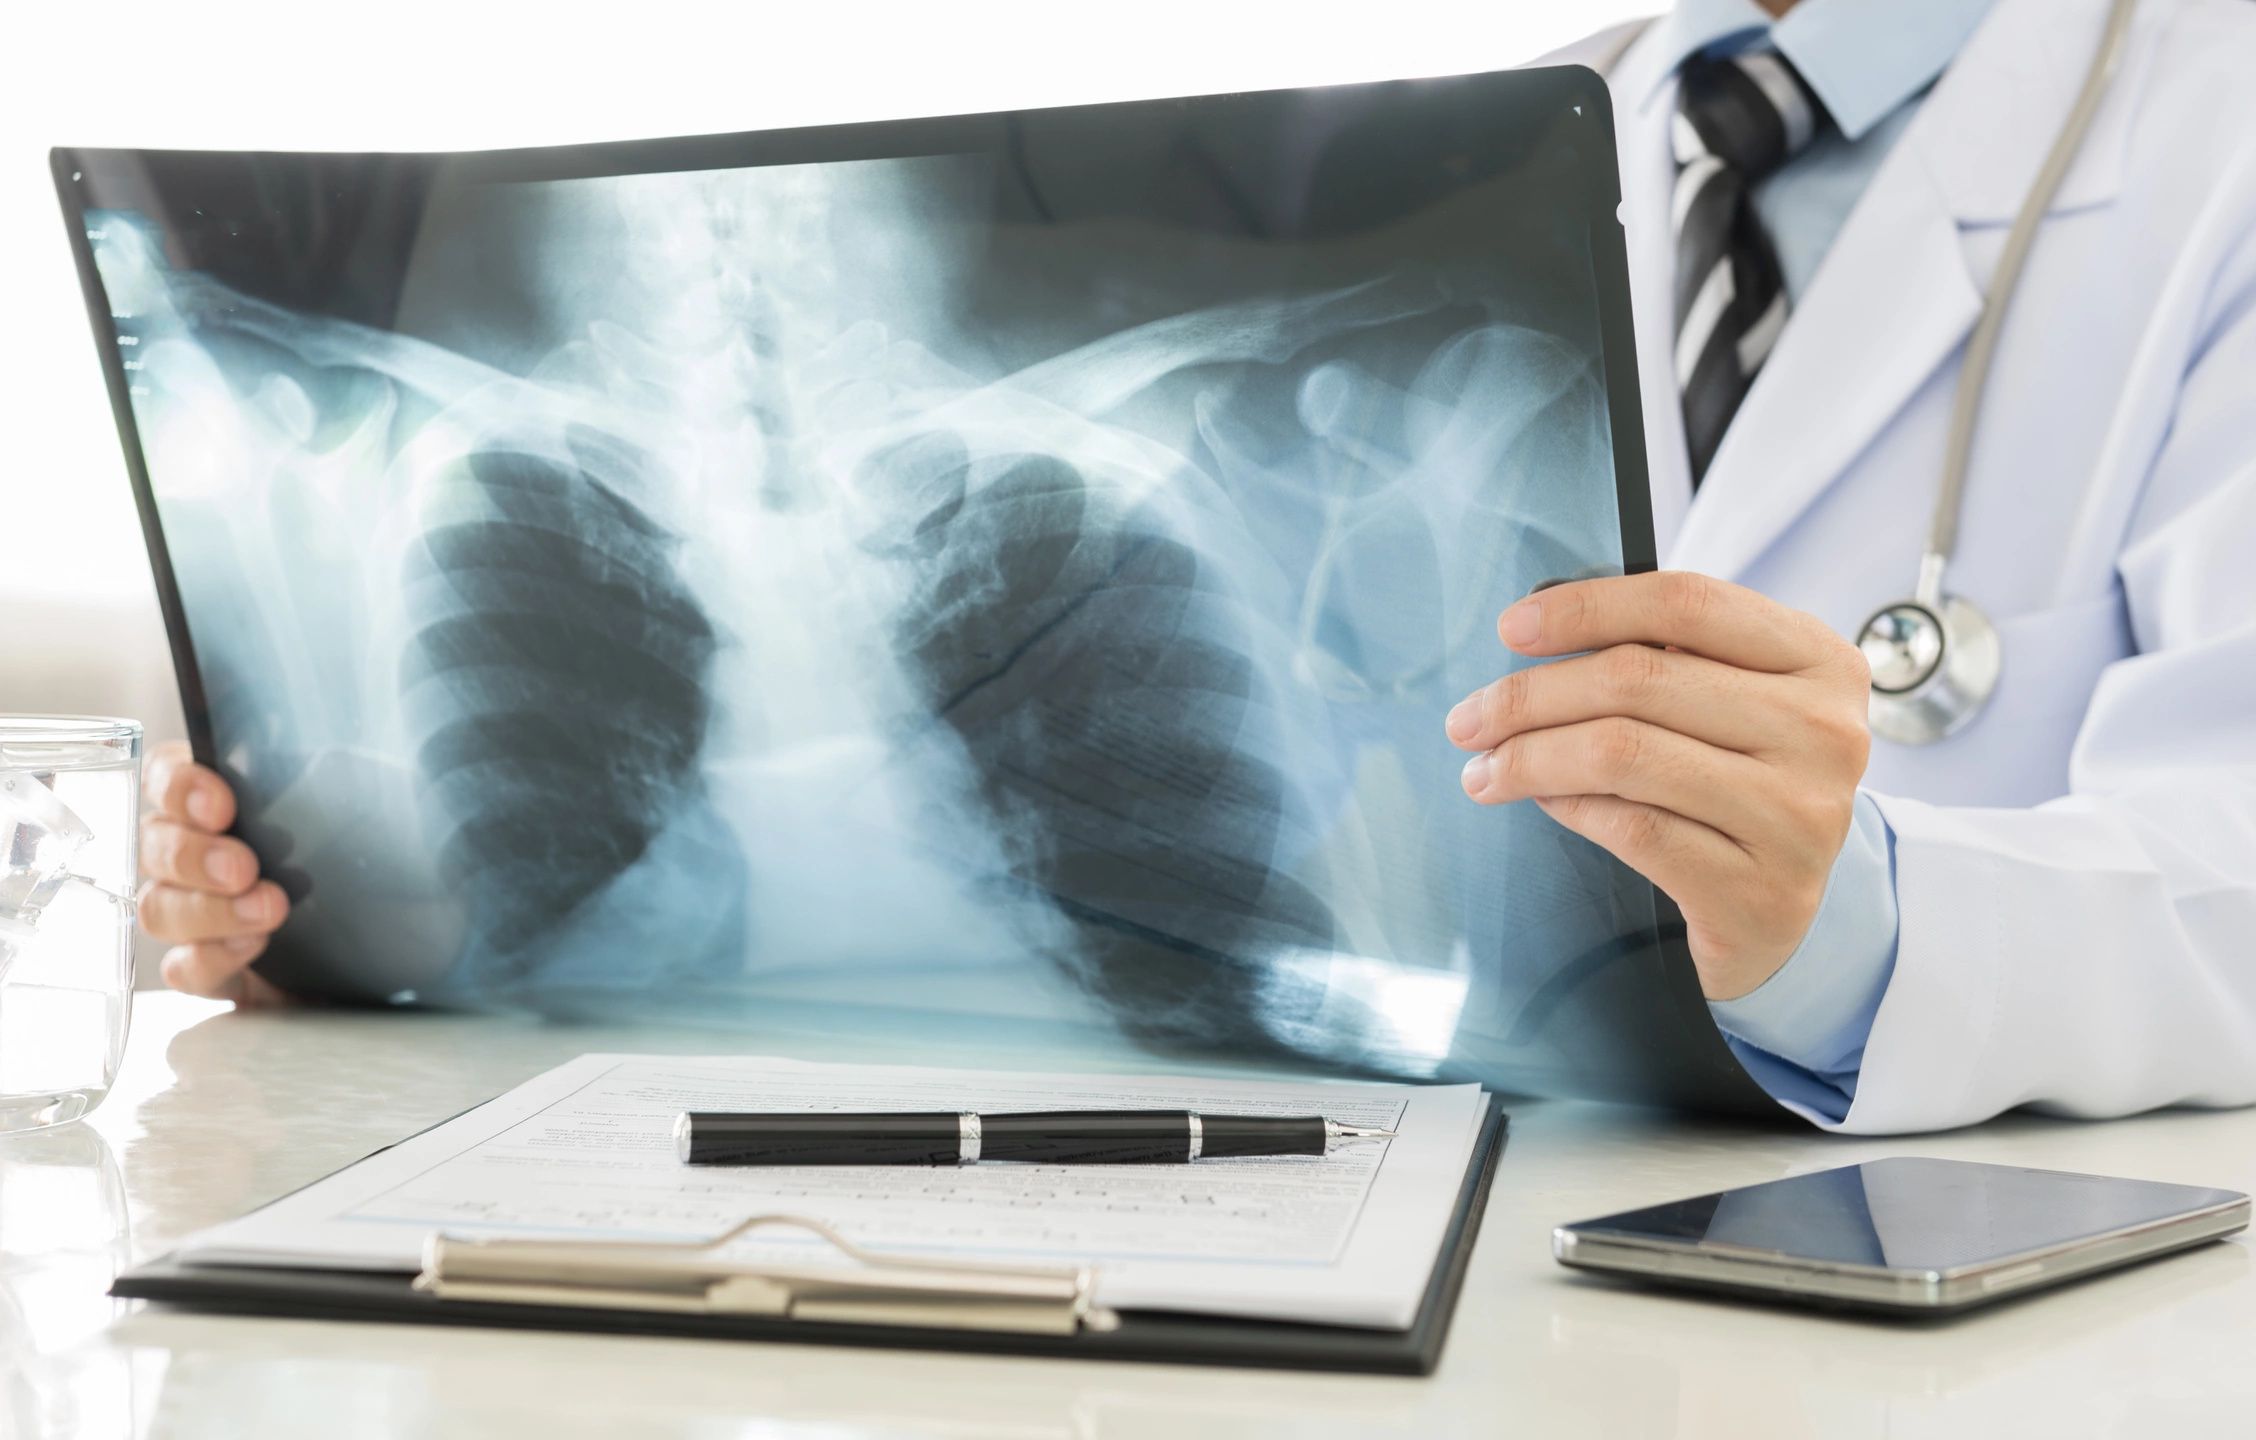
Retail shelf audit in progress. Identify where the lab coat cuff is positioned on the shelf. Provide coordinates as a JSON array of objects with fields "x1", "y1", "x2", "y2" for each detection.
[{"x1": 1709, "y1": 791, "x2": 1900, "y2": 1080}]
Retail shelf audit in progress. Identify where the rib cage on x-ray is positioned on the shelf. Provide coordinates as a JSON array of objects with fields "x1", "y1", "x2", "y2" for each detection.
[{"x1": 83, "y1": 125, "x2": 1690, "y2": 1090}]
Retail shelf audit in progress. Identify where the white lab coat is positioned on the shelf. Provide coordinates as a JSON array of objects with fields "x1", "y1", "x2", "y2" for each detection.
[{"x1": 1545, "y1": 0, "x2": 2256, "y2": 1132}]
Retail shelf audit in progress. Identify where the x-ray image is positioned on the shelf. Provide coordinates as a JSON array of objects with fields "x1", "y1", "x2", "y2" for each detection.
[{"x1": 58, "y1": 70, "x2": 1766, "y2": 1108}]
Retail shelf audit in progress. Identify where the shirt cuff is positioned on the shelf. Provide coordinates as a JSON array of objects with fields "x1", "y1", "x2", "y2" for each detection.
[{"x1": 1709, "y1": 790, "x2": 1899, "y2": 1120}]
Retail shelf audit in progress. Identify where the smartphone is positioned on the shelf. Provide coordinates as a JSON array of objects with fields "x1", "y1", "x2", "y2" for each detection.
[{"x1": 1552, "y1": 1157, "x2": 2249, "y2": 1313}]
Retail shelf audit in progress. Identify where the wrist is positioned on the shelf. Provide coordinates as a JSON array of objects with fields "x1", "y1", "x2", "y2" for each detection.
[{"x1": 1709, "y1": 792, "x2": 1900, "y2": 1076}]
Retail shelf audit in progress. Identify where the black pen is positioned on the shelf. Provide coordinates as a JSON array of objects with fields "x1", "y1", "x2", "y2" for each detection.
[{"x1": 673, "y1": 1110, "x2": 1398, "y2": 1166}]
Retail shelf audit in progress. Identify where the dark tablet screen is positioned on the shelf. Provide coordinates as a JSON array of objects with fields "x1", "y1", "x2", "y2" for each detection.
[
  {"x1": 1571, "y1": 1158, "x2": 2250, "y2": 1272},
  {"x1": 56, "y1": 67, "x2": 1762, "y2": 1108}
]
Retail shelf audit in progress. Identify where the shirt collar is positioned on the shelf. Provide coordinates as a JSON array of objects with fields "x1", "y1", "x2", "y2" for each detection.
[{"x1": 1638, "y1": 0, "x2": 1997, "y2": 141}]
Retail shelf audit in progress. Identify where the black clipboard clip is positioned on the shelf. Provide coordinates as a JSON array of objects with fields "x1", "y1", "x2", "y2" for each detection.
[{"x1": 413, "y1": 1213, "x2": 1121, "y2": 1336}]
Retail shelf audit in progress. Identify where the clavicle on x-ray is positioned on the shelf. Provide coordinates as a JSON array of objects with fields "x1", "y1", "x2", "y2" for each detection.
[{"x1": 60, "y1": 71, "x2": 1765, "y2": 1108}]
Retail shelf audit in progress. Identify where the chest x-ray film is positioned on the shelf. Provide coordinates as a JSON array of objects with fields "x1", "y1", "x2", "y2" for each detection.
[{"x1": 56, "y1": 68, "x2": 1765, "y2": 1109}]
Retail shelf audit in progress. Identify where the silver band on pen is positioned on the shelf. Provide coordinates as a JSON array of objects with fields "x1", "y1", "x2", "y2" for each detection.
[
  {"x1": 958, "y1": 1111, "x2": 982, "y2": 1164},
  {"x1": 1187, "y1": 1113, "x2": 1203, "y2": 1162}
]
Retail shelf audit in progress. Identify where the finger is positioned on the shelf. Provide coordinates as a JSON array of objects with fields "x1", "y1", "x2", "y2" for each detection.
[
  {"x1": 138, "y1": 879, "x2": 288, "y2": 945},
  {"x1": 1498, "y1": 571, "x2": 1833, "y2": 673},
  {"x1": 1462, "y1": 717, "x2": 1776, "y2": 843},
  {"x1": 234, "y1": 968, "x2": 290, "y2": 1007},
  {"x1": 144, "y1": 747, "x2": 236, "y2": 832},
  {"x1": 1446, "y1": 645, "x2": 1800, "y2": 756},
  {"x1": 139, "y1": 818, "x2": 260, "y2": 896},
  {"x1": 160, "y1": 938, "x2": 269, "y2": 1002},
  {"x1": 1532, "y1": 793, "x2": 1745, "y2": 913}
]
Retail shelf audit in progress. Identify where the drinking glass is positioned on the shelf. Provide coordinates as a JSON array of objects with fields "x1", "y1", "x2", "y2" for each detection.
[{"x1": 0, "y1": 717, "x2": 140, "y2": 1132}]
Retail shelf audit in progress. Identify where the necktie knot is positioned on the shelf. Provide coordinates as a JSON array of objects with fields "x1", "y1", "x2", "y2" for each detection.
[{"x1": 1675, "y1": 48, "x2": 1828, "y2": 182}]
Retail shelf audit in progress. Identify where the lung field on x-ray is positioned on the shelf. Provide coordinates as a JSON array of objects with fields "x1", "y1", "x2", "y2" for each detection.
[
  {"x1": 402, "y1": 433, "x2": 723, "y2": 984},
  {"x1": 97, "y1": 138, "x2": 1624, "y2": 1068},
  {"x1": 878, "y1": 443, "x2": 1338, "y2": 1050}
]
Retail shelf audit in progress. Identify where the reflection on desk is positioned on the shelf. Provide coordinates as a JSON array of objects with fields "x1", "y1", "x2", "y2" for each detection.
[
  {"x1": 0, "y1": 1123, "x2": 134, "y2": 1438},
  {"x1": 12, "y1": 993, "x2": 2254, "y2": 1439}
]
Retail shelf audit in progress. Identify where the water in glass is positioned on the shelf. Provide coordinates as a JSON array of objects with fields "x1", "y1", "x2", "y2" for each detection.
[{"x1": 0, "y1": 717, "x2": 139, "y2": 1132}]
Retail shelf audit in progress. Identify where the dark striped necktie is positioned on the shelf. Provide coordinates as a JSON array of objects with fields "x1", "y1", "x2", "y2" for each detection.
[{"x1": 1672, "y1": 47, "x2": 1828, "y2": 485}]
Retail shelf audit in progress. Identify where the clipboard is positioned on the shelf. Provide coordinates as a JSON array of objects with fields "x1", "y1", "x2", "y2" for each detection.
[{"x1": 112, "y1": 1094, "x2": 1507, "y2": 1376}]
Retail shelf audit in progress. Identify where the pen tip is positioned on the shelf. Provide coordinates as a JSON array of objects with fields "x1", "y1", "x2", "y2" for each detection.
[{"x1": 1326, "y1": 1123, "x2": 1398, "y2": 1142}]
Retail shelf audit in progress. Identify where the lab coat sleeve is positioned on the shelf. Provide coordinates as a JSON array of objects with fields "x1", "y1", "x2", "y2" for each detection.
[{"x1": 1839, "y1": 211, "x2": 2256, "y2": 1135}]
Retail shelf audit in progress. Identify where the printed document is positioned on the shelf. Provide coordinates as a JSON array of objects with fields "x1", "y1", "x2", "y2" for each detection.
[{"x1": 177, "y1": 1054, "x2": 1491, "y2": 1328}]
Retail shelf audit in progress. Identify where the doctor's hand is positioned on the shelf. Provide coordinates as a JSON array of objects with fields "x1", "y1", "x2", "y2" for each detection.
[
  {"x1": 139, "y1": 742, "x2": 291, "y2": 1006},
  {"x1": 1445, "y1": 572, "x2": 1872, "y2": 1002}
]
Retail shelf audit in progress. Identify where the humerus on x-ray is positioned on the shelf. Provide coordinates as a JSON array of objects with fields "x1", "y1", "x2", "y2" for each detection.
[{"x1": 57, "y1": 69, "x2": 1767, "y2": 1108}]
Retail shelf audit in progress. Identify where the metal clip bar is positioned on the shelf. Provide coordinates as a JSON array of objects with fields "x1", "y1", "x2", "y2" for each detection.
[{"x1": 413, "y1": 1213, "x2": 1118, "y2": 1336}]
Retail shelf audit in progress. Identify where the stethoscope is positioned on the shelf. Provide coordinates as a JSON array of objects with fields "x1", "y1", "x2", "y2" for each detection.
[{"x1": 1854, "y1": 0, "x2": 2138, "y2": 744}]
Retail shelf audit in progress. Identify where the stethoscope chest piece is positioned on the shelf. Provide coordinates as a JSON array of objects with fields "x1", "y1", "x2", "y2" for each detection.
[{"x1": 1858, "y1": 592, "x2": 2001, "y2": 746}]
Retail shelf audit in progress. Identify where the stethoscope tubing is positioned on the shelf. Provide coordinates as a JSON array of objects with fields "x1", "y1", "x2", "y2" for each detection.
[{"x1": 1923, "y1": 0, "x2": 2139, "y2": 604}]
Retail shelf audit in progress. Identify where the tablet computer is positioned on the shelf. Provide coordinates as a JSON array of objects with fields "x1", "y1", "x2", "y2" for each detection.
[{"x1": 1555, "y1": 1158, "x2": 2252, "y2": 1312}]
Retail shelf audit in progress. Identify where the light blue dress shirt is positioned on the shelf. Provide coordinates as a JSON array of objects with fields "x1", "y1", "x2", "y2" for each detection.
[{"x1": 1643, "y1": 0, "x2": 1998, "y2": 1122}]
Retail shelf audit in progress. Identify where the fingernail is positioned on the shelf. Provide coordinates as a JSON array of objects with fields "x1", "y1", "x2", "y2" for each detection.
[
  {"x1": 1445, "y1": 696, "x2": 1480, "y2": 742},
  {"x1": 204, "y1": 847, "x2": 249, "y2": 887},
  {"x1": 1461, "y1": 752, "x2": 1491, "y2": 797},
  {"x1": 234, "y1": 890, "x2": 275, "y2": 925},
  {"x1": 1500, "y1": 600, "x2": 1542, "y2": 648},
  {"x1": 188, "y1": 786, "x2": 222, "y2": 828}
]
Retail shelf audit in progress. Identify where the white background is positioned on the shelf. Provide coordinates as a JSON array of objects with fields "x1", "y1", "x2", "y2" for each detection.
[{"x1": 0, "y1": 0, "x2": 1643, "y2": 742}]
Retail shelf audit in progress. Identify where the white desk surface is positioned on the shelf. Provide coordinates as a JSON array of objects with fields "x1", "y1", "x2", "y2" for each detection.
[{"x1": 9, "y1": 992, "x2": 2254, "y2": 1439}]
